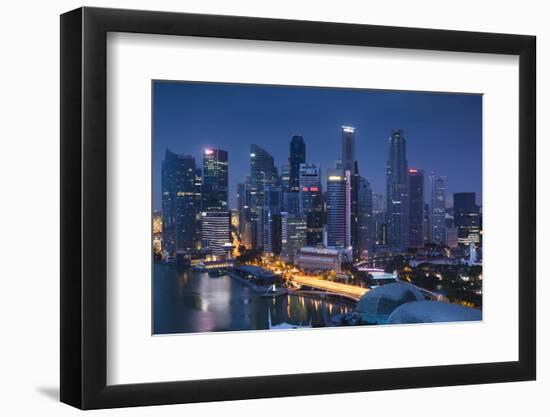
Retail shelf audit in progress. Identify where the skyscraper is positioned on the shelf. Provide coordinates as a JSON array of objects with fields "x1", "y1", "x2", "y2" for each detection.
[
  {"x1": 430, "y1": 175, "x2": 447, "y2": 245},
  {"x1": 201, "y1": 148, "x2": 228, "y2": 212},
  {"x1": 386, "y1": 129, "x2": 409, "y2": 249},
  {"x1": 236, "y1": 180, "x2": 252, "y2": 248},
  {"x1": 161, "y1": 149, "x2": 200, "y2": 258},
  {"x1": 453, "y1": 192, "x2": 481, "y2": 246},
  {"x1": 299, "y1": 163, "x2": 324, "y2": 246},
  {"x1": 408, "y1": 168, "x2": 424, "y2": 248},
  {"x1": 326, "y1": 168, "x2": 351, "y2": 248},
  {"x1": 280, "y1": 164, "x2": 291, "y2": 192},
  {"x1": 280, "y1": 212, "x2": 307, "y2": 262},
  {"x1": 250, "y1": 144, "x2": 279, "y2": 249},
  {"x1": 357, "y1": 176, "x2": 373, "y2": 257},
  {"x1": 341, "y1": 126, "x2": 356, "y2": 172},
  {"x1": 200, "y1": 211, "x2": 232, "y2": 258},
  {"x1": 372, "y1": 193, "x2": 386, "y2": 214},
  {"x1": 263, "y1": 185, "x2": 283, "y2": 255},
  {"x1": 289, "y1": 135, "x2": 306, "y2": 192}
]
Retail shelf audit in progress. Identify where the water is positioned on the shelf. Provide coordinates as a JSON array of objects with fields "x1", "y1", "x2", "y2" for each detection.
[{"x1": 153, "y1": 263, "x2": 355, "y2": 334}]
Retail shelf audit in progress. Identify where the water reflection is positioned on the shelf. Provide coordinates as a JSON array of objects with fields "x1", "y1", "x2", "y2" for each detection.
[{"x1": 153, "y1": 263, "x2": 354, "y2": 335}]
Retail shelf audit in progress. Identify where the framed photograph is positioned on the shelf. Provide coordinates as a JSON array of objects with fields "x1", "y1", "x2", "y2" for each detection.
[{"x1": 60, "y1": 6, "x2": 536, "y2": 409}]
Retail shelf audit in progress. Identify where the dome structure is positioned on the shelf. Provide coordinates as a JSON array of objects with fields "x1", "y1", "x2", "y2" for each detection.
[
  {"x1": 355, "y1": 282, "x2": 425, "y2": 324},
  {"x1": 387, "y1": 300, "x2": 482, "y2": 324}
]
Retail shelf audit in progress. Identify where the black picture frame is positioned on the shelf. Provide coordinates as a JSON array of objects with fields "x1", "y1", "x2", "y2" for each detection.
[{"x1": 60, "y1": 6, "x2": 536, "y2": 410}]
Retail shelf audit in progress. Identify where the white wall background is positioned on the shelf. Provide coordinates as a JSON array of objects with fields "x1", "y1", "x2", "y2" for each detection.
[{"x1": 0, "y1": 0, "x2": 545, "y2": 415}]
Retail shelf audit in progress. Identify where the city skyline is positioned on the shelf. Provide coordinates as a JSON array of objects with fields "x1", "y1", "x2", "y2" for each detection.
[
  {"x1": 153, "y1": 81, "x2": 482, "y2": 211},
  {"x1": 153, "y1": 80, "x2": 483, "y2": 334}
]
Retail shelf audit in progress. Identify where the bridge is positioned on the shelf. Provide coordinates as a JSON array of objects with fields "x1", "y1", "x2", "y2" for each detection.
[{"x1": 286, "y1": 274, "x2": 369, "y2": 301}]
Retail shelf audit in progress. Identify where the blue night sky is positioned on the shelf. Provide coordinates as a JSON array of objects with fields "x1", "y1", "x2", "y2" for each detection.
[{"x1": 152, "y1": 81, "x2": 482, "y2": 210}]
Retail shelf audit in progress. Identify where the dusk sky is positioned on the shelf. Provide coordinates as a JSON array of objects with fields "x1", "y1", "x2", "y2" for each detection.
[{"x1": 152, "y1": 81, "x2": 482, "y2": 211}]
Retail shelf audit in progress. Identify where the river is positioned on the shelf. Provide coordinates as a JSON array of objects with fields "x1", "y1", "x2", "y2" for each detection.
[{"x1": 153, "y1": 263, "x2": 355, "y2": 334}]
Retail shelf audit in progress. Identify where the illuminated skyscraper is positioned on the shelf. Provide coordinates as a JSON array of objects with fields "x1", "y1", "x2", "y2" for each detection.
[
  {"x1": 280, "y1": 164, "x2": 291, "y2": 192},
  {"x1": 299, "y1": 163, "x2": 324, "y2": 246},
  {"x1": 326, "y1": 168, "x2": 351, "y2": 248},
  {"x1": 357, "y1": 176, "x2": 373, "y2": 257},
  {"x1": 453, "y1": 192, "x2": 481, "y2": 246},
  {"x1": 341, "y1": 126, "x2": 356, "y2": 172},
  {"x1": 281, "y1": 212, "x2": 307, "y2": 262},
  {"x1": 263, "y1": 185, "x2": 283, "y2": 255},
  {"x1": 386, "y1": 129, "x2": 409, "y2": 248},
  {"x1": 250, "y1": 144, "x2": 279, "y2": 248},
  {"x1": 200, "y1": 211, "x2": 232, "y2": 259},
  {"x1": 201, "y1": 148, "x2": 228, "y2": 212},
  {"x1": 408, "y1": 168, "x2": 424, "y2": 248},
  {"x1": 236, "y1": 180, "x2": 252, "y2": 248},
  {"x1": 289, "y1": 135, "x2": 306, "y2": 192},
  {"x1": 430, "y1": 175, "x2": 447, "y2": 245},
  {"x1": 161, "y1": 149, "x2": 200, "y2": 258}
]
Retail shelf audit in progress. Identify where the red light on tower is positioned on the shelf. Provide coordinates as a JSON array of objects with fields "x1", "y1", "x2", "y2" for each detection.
[
  {"x1": 310, "y1": 187, "x2": 319, "y2": 192},
  {"x1": 409, "y1": 168, "x2": 418, "y2": 173},
  {"x1": 302, "y1": 187, "x2": 309, "y2": 192}
]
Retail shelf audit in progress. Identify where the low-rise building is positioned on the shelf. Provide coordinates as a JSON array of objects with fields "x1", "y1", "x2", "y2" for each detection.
[{"x1": 295, "y1": 246, "x2": 343, "y2": 273}]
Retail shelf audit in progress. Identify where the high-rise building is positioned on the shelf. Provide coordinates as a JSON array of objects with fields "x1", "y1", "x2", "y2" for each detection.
[
  {"x1": 372, "y1": 193, "x2": 386, "y2": 214},
  {"x1": 430, "y1": 175, "x2": 447, "y2": 245},
  {"x1": 423, "y1": 203, "x2": 431, "y2": 244},
  {"x1": 289, "y1": 135, "x2": 306, "y2": 192},
  {"x1": 263, "y1": 185, "x2": 283, "y2": 255},
  {"x1": 341, "y1": 126, "x2": 356, "y2": 172},
  {"x1": 201, "y1": 148, "x2": 228, "y2": 212},
  {"x1": 408, "y1": 168, "x2": 424, "y2": 248},
  {"x1": 386, "y1": 129, "x2": 409, "y2": 248},
  {"x1": 446, "y1": 226, "x2": 459, "y2": 248},
  {"x1": 236, "y1": 180, "x2": 252, "y2": 248},
  {"x1": 326, "y1": 168, "x2": 351, "y2": 248},
  {"x1": 280, "y1": 212, "x2": 307, "y2": 262},
  {"x1": 299, "y1": 163, "x2": 324, "y2": 246},
  {"x1": 280, "y1": 164, "x2": 291, "y2": 192},
  {"x1": 453, "y1": 192, "x2": 481, "y2": 246},
  {"x1": 283, "y1": 191, "x2": 300, "y2": 215},
  {"x1": 161, "y1": 149, "x2": 200, "y2": 258},
  {"x1": 250, "y1": 144, "x2": 279, "y2": 249},
  {"x1": 357, "y1": 176, "x2": 373, "y2": 257},
  {"x1": 201, "y1": 211, "x2": 232, "y2": 259}
]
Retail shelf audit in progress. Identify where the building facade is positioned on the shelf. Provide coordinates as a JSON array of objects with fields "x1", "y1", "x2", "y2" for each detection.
[
  {"x1": 200, "y1": 211, "x2": 232, "y2": 259},
  {"x1": 289, "y1": 135, "x2": 306, "y2": 192},
  {"x1": 357, "y1": 176, "x2": 373, "y2": 257},
  {"x1": 161, "y1": 149, "x2": 200, "y2": 258},
  {"x1": 280, "y1": 212, "x2": 307, "y2": 261},
  {"x1": 201, "y1": 148, "x2": 228, "y2": 212},
  {"x1": 453, "y1": 192, "x2": 481, "y2": 246},
  {"x1": 326, "y1": 168, "x2": 351, "y2": 248},
  {"x1": 386, "y1": 129, "x2": 409, "y2": 249},
  {"x1": 430, "y1": 174, "x2": 447, "y2": 245},
  {"x1": 408, "y1": 168, "x2": 424, "y2": 248},
  {"x1": 299, "y1": 163, "x2": 324, "y2": 246}
]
